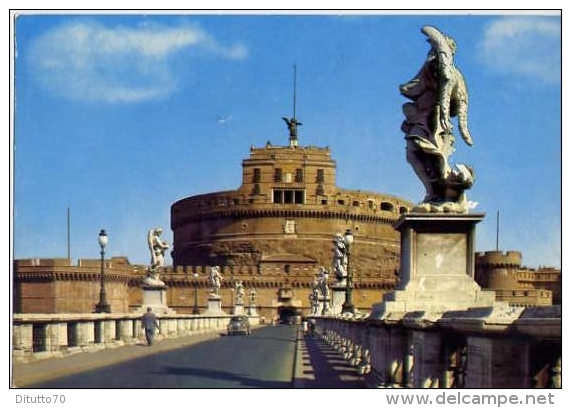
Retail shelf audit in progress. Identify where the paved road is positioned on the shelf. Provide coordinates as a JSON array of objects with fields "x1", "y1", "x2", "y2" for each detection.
[{"x1": 27, "y1": 325, "x2": 297, "y2": 388}]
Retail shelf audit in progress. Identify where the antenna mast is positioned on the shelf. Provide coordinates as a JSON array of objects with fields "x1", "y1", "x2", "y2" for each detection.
[
  {"x1": 283, "y1": 64, "x2": 301, "y2": 147},
  {"x1": 496, "y1": 210, "x2": 500, "y2": 251},
  {"x1": 293, "y1": 64, "x2": 297, "y2": 120},
  {"x1": 67, "y1": 207, "x2": 71, "y2": 264}
]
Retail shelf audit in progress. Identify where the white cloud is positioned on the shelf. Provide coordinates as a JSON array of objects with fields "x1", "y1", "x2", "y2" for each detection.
[
  {"x1": 27, "y1": 21, "x2": 248, "y2": 103},
  {"x1": 478, "y1": 16, "x2": 560, "y2": 84}
]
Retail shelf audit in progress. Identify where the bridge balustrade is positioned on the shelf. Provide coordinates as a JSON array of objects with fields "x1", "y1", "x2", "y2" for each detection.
[
  {"x1": 12, "y1": 313, "x2": 254, "y2": 363},
  {"x1": 313, "y1": 306, "x2": 561, "y2": 389}
]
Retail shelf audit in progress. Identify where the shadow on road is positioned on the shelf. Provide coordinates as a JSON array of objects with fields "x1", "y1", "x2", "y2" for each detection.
[
  {"x1": 162, "y1": 366, "x2": 290, "y2": 388},
  {"x1": 300, "y1": 334, "x2": 365, "y2": 388}
]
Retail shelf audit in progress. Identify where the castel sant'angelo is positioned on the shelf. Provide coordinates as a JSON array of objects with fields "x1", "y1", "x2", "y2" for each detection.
[
  {"x1": 13, "y1": 115, "x2": 561, "y2": 320},
  {"x1": 170, "y1": 118, "x2": 413, "y2": 320},
  {"x1": 13, "y1": 114, "x2": 561, "y2": 320},
  {"x1": 13, "y1": 114, "x2": 414, "y2": 321}
]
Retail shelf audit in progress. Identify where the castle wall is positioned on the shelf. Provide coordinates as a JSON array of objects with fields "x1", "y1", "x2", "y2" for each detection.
[
  {"x1": 14, "y1": 258, "x2": 135, "y2": 314},
  {"x1": 475, "y1": 251, "x2": 560, "y2": 306}
]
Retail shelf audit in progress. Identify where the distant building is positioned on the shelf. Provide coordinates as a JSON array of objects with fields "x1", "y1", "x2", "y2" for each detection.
[
  {"x1": 13, "y1": 257, "x2": 137, "y2": 314},
  {"x1": 475, "y1": 251, "x2": 561, "y2": 306}
]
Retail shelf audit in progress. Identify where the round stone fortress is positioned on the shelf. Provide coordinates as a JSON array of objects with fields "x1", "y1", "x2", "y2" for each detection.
[{"x1": 171, "y1": 137, "x2": 413, "y2": 316}]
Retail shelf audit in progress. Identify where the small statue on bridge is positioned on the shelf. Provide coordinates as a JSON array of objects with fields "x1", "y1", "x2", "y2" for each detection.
[
  {"x1": 309, "y1": 284, "x2": 320, "y2": 315},
  {"x1": 249, "y1": 288, "x2": 257, "y2": 306},
  {"x1": 316, "y1": 267, "x2": 330, "y2": 300},
  {"x1": 332, "y1": 233, "x2": 348, "y2": 285},
  {"x1": 209, "y1": 266, "x2": 223, "y2": 297},
  {"x1": 235, "y1": 280, "x2": 245, "y2": 304},
  {"x1": 144, "y1": 228, "x2": 169, "y2": 286}
]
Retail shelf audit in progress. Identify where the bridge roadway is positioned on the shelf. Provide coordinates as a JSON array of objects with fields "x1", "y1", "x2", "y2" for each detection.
[{"x1": 12, "y1": 324, "x2": 365, "y2": 388}]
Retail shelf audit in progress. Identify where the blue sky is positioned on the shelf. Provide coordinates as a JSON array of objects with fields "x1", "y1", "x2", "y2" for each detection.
[{"x1": 12, "y1": 11, "x2": 561, "y2": 269}]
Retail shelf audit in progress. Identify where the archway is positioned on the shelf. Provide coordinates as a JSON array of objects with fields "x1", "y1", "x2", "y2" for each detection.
[{"x1": 277, "y1": 306, "x2": 300, "y2": 325}]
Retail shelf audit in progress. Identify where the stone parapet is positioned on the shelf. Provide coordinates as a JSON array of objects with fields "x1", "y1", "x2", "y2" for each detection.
[
  {"x1": 11, "y1": 313, "x2": 252, "y2": 363},
  {"x1": 315, "y1": 304, "x2": 561, "y2": 389}
]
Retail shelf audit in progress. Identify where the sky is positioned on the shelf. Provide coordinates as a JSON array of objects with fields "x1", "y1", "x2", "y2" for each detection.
[{"x1": 11, "y1": 10, "x2": 562, "y2": 270}]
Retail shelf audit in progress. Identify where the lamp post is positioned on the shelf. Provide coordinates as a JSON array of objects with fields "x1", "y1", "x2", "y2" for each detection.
[
  {"x1": 95, "y1": 229, "x2": 111, "y2": 313},
  {"x1": 231, "y1": 287, "x2": 235, "y2": 315},
  {"x1": 341, "y1": 228, "x2": 355, "y2": 314},
  {"x1": 192, "y1": 272, "x2": 200, "y2": 314}
]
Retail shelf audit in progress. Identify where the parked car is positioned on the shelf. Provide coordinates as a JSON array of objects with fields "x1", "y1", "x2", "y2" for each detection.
[{"x1": 227, "y1": 315, "x2": 251, "y2": 336}]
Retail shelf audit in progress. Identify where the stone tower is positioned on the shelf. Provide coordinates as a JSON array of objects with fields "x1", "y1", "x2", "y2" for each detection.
[{"x1": 170, "y1": 127, "x2": 413, "y2": 317}]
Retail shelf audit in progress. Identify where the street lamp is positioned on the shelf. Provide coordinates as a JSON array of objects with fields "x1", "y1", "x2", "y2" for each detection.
[
  {"x1": 192, "y1": 272, "x2": 200, "y2": 314},
  {"x1": 95, "y1": 229, "x2": 111, "y2": 313},
  {"x1": 341, "y1": 228, "x2": 355, "y2": 314},
  {"x1": 230, "y1": 287, "x2": 235, "y2": 314}
]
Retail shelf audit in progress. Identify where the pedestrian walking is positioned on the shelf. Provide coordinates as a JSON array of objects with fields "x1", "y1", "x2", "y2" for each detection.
[
  {"x1": 309, "y1": 318, "x2": 316, "y2": 337},
  {"x1": 302, "y1": 319, "x2": 308, "y2": 336},
  {"x1": 141, "y1": 307, "x2": 160, "y2": 346}
]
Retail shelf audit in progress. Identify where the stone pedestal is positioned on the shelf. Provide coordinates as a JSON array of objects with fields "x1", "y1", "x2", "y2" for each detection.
[
  {"x1": 330, "y1": 285, "x2": 347, "y2": 315},
  {"x1": 203, "y1": 295, "x2": 225, "y2": 315},
  {"x1": 136, "y1": 284, "x2": 176, "y2": 315},
  {"x1": 233, "y1": 302, "x2": 245, "y2": 315},
  {"x1": 372, "y1": 213, "x2": 495, "y2": 318},
  {"x1": 247, "y1": 305, "x2": 258, "y2": 316},
  {"x1": 320, "y1": 297, "x2": 331, "y2": 315}
]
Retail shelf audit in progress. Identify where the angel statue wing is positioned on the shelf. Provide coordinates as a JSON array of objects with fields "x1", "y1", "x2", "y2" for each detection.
[{"x1": 147, "y1": 229, "x2": 157, "y2": 267}]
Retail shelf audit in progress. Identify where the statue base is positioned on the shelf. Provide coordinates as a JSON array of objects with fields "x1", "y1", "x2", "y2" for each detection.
[
  {"x1": 136, "y1": 284, "x2": 176, "y2": 315},
  {"x1": 233, "y1": 303, "x2": 245, "y2": 315},
  {"x1": 319, "y1": 298, "x2": 331, "y2": 316},
  {"x1": 371, "y1": 213, "x2": 495, "y2": 319},
  {"x1": 247, "y1": 306, "x2": 258, "y2": 316},
  {"x1": 203, "y1": 295, "x2": 225, "y2": 315},
  {"x1": 330, "y1": 285, "x2": 347, "y2": 315}
]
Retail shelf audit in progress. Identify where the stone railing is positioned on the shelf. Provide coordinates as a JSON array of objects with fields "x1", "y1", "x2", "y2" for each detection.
[
  {"x1": 12, "y1": 313, "x2": 259, "y2": 363},
  {"x1": 313, "y1": 305, "x2": 561, "y2": 389}
]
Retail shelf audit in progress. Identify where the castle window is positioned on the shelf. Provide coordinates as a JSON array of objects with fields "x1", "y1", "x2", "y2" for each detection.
[
  {"x1": 273, "y1": 190, "x2": 283, "y2": 203},
  {"x1": 321, "y1": 199, "x2": 328, "y2": 205},
  {"x1": 337, "y1": 199, "x2": 345, "y2": 205},
  {"x1": 399, "y1": 206, "x2": 408, "y2": 214},
  {"x1": 274, "y1": 168, "x2": 283, "y2": 182},
  {"x1": 380, "y1": 202, "x2": 394, "y2": 212},
  {"x1": 353, "y1": 201, "x2": 360, "y2": 207},
  {"x1": 316, "y1": 184, "x2": 325, "y2": 195},
  {"x1": 316, "y1": 169, "x2": 325, "y2": 183},
  {"x1": 273, "y1": 189, "x2": 305, "y2": 204},
  {"x1": 253, "y1": 168, "x2": 261, "y2": 183},
  {"x1": 295, "y1": 168, "x2": 303, "y2": 182},
  {"x1": 285, "y1": 264, "x2": 291, "y2": 274},
  {"x1": 368, "y1": 200, "x2": 375, "y2": 209}
]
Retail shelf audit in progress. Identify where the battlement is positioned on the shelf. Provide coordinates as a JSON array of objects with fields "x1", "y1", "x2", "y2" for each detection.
[
  {"x1": 248, "y1": 144, "x2": 331, "y2": 159},
  {"x1": 475, "y1": 251, "x2": 522, "y2": 267},
  {"x1": 14, "y1": 258, "x2": 71, "y2": 267},
  {"x1": 13, "y1": 257, "x2": 140, "y2": 273}
]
